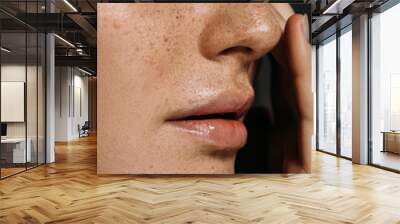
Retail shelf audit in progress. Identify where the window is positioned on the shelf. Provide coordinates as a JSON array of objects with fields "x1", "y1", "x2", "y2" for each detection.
[
  {"x1": 317, "y1": 36, "x2": 337, "y2": 154},
  {"x1": 370, "y1": 2, "x2": 400, "y2": 171},
  {"x1": 0, "y1": 1, "x2": 47, "y2": 179},
  {"x1": 339, "y1": 28, "x2": 352, "y2": 158}
]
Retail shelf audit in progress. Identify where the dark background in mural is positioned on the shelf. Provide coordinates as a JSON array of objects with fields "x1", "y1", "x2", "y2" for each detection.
[{"x1": 235, "y1": 4, "x2": 311, "y2": 173}]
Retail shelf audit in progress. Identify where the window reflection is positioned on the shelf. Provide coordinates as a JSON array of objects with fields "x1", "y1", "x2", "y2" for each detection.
[
  {"x1": 340, "y1": 29, "x2": 352, "y2": 158},
  {"x1": 318, "y1": 37, "x2": 337, "y2": 154}
]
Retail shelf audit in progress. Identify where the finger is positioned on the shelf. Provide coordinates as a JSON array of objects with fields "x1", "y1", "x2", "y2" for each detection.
[{"x1": 285, "y1": 14, "x2": 313, "y2": 173}]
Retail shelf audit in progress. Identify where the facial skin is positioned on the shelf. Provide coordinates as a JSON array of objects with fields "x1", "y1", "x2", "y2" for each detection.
[{"x1": 97, "y1": 3, "x2": 311, "y2": 174}]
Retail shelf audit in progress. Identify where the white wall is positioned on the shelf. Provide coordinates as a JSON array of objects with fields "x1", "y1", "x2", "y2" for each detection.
[
  {"x1": 72, "y1": 73, "x2": 89, "y2": 138},
  {"x1": 55, "y1": 67, "x2": 89, "y2": 141},
  {"x1": 55, "y1": 66, "x2": 70, "y2": 141},
  {"x1": 1, "y1": 65, "x2": 39, "y2": 138},
  {"x1": 1, "y1": 65, "x2": 27, "y2": 142}
]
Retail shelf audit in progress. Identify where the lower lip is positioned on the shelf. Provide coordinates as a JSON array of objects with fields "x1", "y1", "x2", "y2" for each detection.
[{"x1": 168, "y1": 119, "x2": 248, "y2": 150}]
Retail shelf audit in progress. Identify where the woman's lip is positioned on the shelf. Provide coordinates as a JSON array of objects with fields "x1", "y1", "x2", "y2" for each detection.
[
  {"x1": 168, "y1": 119, "x2": 247, "y2": 150},
  {"x1": 166, "y1": 92, "x2": 254, "y2": 121},
  {"x1": 165, "y1": 91, "x2": 253, "y2": 150}
]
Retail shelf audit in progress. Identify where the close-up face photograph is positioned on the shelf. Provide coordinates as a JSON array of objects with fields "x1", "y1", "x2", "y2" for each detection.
[{"x1": 97, "y1": 3, "x2": 312, "y2": 174}]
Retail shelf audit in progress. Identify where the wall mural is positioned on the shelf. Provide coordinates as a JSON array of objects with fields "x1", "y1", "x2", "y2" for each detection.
[{"x1": 97, "y1": 3, "x2": 312, "y2": 174}]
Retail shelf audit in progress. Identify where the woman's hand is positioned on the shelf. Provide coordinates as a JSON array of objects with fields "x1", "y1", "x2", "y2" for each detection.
[{"x1": 270, "y1": 5, "x2": 313, "y2": 173}]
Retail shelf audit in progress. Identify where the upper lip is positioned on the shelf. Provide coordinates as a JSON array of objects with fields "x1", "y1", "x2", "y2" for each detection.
[{"x1": 166, "y1": 92, "x2": 254, "y2": 121}]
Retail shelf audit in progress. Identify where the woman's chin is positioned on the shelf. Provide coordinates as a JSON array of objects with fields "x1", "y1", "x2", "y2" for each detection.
[{"x1": 140, "y1": 128, "x2": 241, "y2": 174}]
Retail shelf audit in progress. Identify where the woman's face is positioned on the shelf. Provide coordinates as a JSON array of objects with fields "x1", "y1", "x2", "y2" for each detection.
[{"x1": 98, "y1": 3, "x2": 285, "y2": 174}]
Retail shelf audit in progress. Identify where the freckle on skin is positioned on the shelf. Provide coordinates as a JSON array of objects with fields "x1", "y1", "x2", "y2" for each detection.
[{"x1": 112, "y1": 20, "x2": 121, "y2": 29}]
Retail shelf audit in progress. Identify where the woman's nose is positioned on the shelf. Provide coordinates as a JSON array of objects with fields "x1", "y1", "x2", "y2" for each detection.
[{"x1": 198, "y1": 4, "x2": 282, "y2": 63}]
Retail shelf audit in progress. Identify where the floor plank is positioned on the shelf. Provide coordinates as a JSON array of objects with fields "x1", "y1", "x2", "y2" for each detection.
[{"x1": 0, "y1": 135, "x2": 399, "y2": 223}]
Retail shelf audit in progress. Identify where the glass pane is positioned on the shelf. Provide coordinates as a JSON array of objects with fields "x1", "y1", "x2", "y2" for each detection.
[
  {"x1": 26, "y1": 0, "x2": 39, "y2": 169},
  {"x1": 371, "y1": 4, "x2": 400, "y2": 171},
  {"x1": 340, "y1": 29, "x2": 352, "y2": 158},
  {"x1": 312, "y1": 46, "x2": 317, "y2": 150},
  {"x1": 1, "y1": 31, "x2": 27, "y2": 177},
  {"x1": 38, "y1": 32, "x2": 46, "y2": 165},
  {"x1": 27, "y1": 31, "x2": 38, "y2": 169},
  {"x1": 318, "y1": 37, "x2": 337, "y2": 154}
]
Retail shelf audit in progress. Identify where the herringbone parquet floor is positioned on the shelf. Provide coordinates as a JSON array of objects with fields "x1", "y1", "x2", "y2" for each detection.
[{"x1": 1, "y1": 135, "x2": 400, "y2": 224}]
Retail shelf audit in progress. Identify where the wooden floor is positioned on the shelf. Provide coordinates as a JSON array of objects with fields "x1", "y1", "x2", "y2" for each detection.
[
  {"x1": 1, "y1": 167, "x2": 26, "y2": 178},
  {"x1": 1, "y1": 135, "x2": 400, "y2": 223},
  {"x1": 1, "y1": 163, "x2": 45, "y2": 178},
  {"x1": 373, "y1": 151, "x2": 400, "y2": 171}
]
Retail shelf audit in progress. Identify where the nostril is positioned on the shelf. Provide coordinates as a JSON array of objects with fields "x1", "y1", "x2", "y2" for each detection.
[{"x1": 220, "y1": 46, "x2": 253, "y2": 56}]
